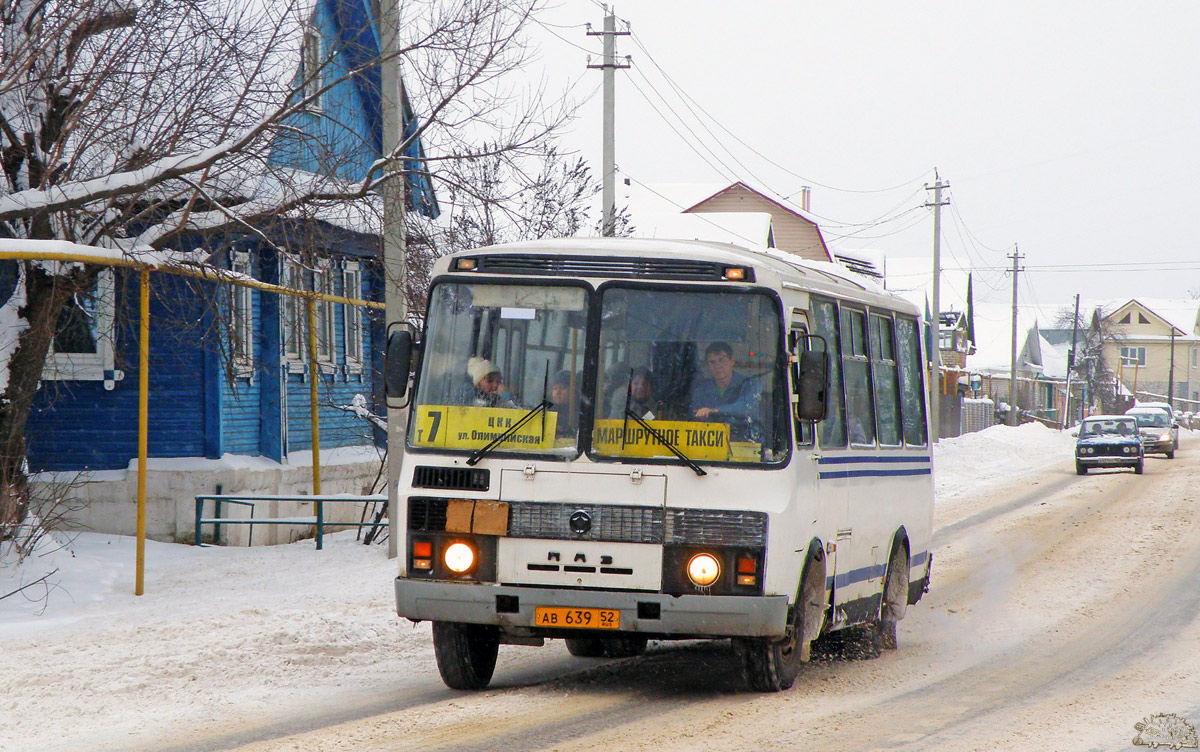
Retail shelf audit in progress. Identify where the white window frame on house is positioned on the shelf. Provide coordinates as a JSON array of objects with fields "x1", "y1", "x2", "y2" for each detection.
[
  {"x1": 313, "y1": 263, "x2": 335, "y2": 369},
  {"x1": 1120, "y1": 346, "x2": 1146, "y2": 367},
  {"x1": 231, "y1": 251, "x2": 254, "y2": 377},
  {"x1": 281, "y1": 257, "x2": 305, "y2": 368},
  {"x1": 42, "y1": 268, "x2": 119, "y2": 387},
  {"x1": 301, "y1": 24, "x2": 323, "y2": 112},
  {"x1": 342, "y1": 260, "x2": 364, "y2": 374}
]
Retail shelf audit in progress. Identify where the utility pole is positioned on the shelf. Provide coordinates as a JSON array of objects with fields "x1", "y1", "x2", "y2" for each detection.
[
  {"x1": 1063, "y1": 293, "x2": 1080, "y2": 429},
  {"x1": 379, "y1": 0, "x2": 406, "y2": 559},
  {"x1": 587, "y1": 7, "x2": 629, "y2": 236},
  {"x1": 925, "y1": 174, "x2": 949, "y2": 441},
  {"x1": 1169, "y1": 328, "x2": 1177, "y2": 410},
  {"x1": 1007, "y1": 247, "x2": 1024, "y2": 426}
]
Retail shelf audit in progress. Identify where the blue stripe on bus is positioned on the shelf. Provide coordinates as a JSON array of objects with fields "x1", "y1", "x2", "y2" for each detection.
[
  {"x1": 818, "y1": 455, "x2": 931, "y2": 465},
  {"x1": 818, "y1": 468, "x2": 932, "y2": 479},
  {"x1": 821, "y1": 551, "x2": 930, "y2": 591}
]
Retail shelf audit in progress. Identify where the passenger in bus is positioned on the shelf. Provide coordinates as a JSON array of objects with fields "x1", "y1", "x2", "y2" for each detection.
[
  {"x1": 689, "y1": 342, "x2": 762, "y2": 440},
  {"x1": 608, "y1": 367, "x2": 658, "y2": 420},
  {"x1": 455, "y1": 356, "x2": 519, "y2": 409},
  {"x1": 548, "y1": 369, "x2": 578, "y2": 437}
]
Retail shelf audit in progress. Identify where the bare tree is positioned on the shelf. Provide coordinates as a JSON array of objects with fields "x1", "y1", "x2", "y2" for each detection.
[
  {"x1": 0, "y1": 0, "x2": 571, "y2": 538},
  {"x1": 1056, "y1": 304, "x2": 1125, "y2": 414},
  {"x1": 402, "y1": 145, "x2": 599, "y2": 319}
]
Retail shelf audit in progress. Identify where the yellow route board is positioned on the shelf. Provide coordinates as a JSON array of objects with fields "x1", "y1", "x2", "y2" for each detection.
[{"x1": 413, "y1": 406, "x2": 558, "y2": 450}]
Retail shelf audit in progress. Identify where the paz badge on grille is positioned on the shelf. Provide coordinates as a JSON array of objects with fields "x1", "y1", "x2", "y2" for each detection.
[{"x1": 568, "y1": 510, "x2": 592, "y2": 535}]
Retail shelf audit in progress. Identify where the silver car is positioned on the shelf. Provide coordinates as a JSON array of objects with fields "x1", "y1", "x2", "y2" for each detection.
[{"x1": 1126, "y1": 407, "x2": 1177, "y2": 458}]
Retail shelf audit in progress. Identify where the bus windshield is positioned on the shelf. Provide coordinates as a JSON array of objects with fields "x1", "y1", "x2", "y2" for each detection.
[
  {"x1": 592, "y1": 286, "x2": 788, "y2": 466},
  {"x1": 410, "y1": 282, "x2": 589, "y2": 458}
]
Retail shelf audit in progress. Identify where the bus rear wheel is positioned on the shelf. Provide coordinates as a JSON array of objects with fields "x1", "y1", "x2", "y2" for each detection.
[
  {"x1": 741, "y1": 558, "x2": 824, "y2": 691},
  {"x1": 879, "y1": 544, "x2": 910, "y2": 651},
  {"x1": 564, "y1": 637, "x2": 606, "y2": 657},
  {"x1": 432, "y1": 621, "x2": 499, "y2": 690}
]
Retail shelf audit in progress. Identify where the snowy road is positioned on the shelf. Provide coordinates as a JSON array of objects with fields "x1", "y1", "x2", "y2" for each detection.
[{"x1": 3, "y1": 425, "x2": 1199, "y2": 751}]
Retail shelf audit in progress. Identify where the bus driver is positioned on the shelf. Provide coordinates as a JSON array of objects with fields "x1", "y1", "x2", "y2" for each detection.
[{"x1": 689, "y1": 342, "x2": 762, "y2": 441}]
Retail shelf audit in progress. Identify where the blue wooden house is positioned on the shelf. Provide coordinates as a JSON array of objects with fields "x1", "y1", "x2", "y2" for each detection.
[{"x1": 11, "y1": 0, "x2": 438, "y2": 540}]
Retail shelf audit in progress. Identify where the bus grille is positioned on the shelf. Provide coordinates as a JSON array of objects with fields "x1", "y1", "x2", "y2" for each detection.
[
  {"x1": 412, "y1": 465, "x2": 490, "y2": 491},
  {"x1": 665, "y1": 509, "x2": 768, "y2": 547},
  {"x1": 471, "y1": 255, "x2": 739, "y2": 281},
  {"x1": 507, "y1": 503, "x2": 767, "y2": 547},
  {"x1": 508, "y1": 503, "x2": 663, "y2": 544},
  {"x1": 408, "y1": 497, "x2": 449, "y2": 531}
]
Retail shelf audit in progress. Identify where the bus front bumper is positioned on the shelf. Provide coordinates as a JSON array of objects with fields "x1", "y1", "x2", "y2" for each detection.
[{"x1": 395, "y1": 578, "x2": 791, "y2": 639}]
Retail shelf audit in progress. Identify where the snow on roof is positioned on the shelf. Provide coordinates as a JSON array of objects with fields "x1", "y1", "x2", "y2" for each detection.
[
  {"x1": 1099, "y1": 297, "x2": 1200, "y2": 336},
  {"x1": 630, "y1": 211, "x2": 772, "y2": 247},
  {"x1": 882, "y1": 255, "x2": 973, "y2": 313},
  {"x1": 623, "y1": 182, "x2": 728, "y2": 217},
  {"x1": 1036, "y1": 331, "x2": 1070, "y2": 379},
  {"x1": 968, "y1": 300, "x2": 1070, "y2": 376}
]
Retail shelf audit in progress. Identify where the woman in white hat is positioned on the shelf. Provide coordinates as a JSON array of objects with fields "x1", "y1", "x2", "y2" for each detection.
[{"x1": 454, "y1": 356, "x2": 518, "y2": 408}]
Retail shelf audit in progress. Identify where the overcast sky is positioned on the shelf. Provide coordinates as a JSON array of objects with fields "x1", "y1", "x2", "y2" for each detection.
[{"x1": 528, "y1": 1, "x2": 1200, "y2": 313}]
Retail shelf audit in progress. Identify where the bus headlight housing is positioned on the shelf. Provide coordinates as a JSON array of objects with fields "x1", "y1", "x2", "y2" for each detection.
[
  {"x1": 444, "y1": 542, "x2": 476, "y2": 573},
  {"x1": 687, "y1": 553, "x2": 722, "y2": 587}
]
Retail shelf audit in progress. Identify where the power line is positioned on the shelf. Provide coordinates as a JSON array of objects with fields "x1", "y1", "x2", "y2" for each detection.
[
  {"x1": 532, "y1": 17, "x2": 597, "y2": 54},
  {"x1": 628, "y1": 32, "x2": 935, "y2": 196},
  {"x1": 622, "y1": 173, "x2": 763, "y2": 247},
  {"x1": 623, "y1": 73, "x2": 740, "y2": 184}
]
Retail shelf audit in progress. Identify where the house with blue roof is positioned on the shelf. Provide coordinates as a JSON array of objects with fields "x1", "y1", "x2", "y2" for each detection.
[{"x1": 15, "y1": 0, "x2": 439, "y2": 544}]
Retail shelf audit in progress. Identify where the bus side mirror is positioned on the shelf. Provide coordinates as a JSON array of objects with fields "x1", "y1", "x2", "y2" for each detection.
[
  {"x1": 385, "y1": 325, "x2": 416, "y2": 403},
  {"x1": 796, "y1": 348, "x2": 828, "y2": 422}
]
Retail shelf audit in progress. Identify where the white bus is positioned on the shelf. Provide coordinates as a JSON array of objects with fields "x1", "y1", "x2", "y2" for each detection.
[{"x1": 388, "y1": 238, "x2": 934, "y2": 691}]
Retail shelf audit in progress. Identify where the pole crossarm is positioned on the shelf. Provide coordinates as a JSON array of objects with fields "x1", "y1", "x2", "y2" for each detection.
[{"x1": 0, "y1": 250, "x2": 386, "y2": 310}]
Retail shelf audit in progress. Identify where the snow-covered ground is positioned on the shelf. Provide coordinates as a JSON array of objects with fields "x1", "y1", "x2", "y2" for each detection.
[{"x1": 0, "y1": 424, "x2": 1110, "y2": 751}]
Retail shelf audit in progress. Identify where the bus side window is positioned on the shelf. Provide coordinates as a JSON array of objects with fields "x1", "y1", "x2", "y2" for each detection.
[
  {"x1": 788, "y1": 329, "x2": 814, "y2": 446},
  {"x1": 869, "y1": 313, "x2": 902, "y2": 447},
  {"x1": 895, "y1": 316, "x2": 928, "y2": 446},
  {"x1": 810, "y1": 297, "x2": 846, "y2": 448},
  {"x1": 840, "y1": 307, "x2": 876, "y2": 447}
]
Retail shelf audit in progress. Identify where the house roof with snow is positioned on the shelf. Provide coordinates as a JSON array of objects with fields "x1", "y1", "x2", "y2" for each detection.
[{"x1": 623, "y1": 181, "x2": 830, "y2": 262}]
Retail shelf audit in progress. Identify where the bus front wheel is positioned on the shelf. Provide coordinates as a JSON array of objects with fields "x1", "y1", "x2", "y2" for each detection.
[
  {"x1": 432, "y1": 621, "x2": 499, "y2": 690},
  {"x1": 741, "y1": 557, "x2": 825, "y2": 692}
]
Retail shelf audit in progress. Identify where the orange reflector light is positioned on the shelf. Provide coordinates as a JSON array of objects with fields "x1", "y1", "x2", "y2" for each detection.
[
  {"x1": 412, "y1": 540, "x2": 433, "y2": 558},
  {"x1": 737, "y1": 557, "x2": 757, "y2": 574},
  {"x1": 454, "y1": 258, "x2": 478, "y2": 271},
  {"x1": 723, "y1": 267, "x2": 746, "y2": 280},
  {"x1": 737, "y1": 574, "x2": 757, "y2": 586},
  {"x1": 413, "y1": 559, "x2": 432, "y2": 570}
]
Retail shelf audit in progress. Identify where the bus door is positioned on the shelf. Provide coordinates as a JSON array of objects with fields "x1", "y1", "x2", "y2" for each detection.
[
  {"x1": 789, "y1": 308, "x2": 839, "y2": 604},
  {"x1": 805, "y1": 298, "x2": 854, "y2": 625}
]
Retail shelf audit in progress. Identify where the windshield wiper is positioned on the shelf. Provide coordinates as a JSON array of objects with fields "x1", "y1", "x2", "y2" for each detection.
[
  {"x1": 624, "y1": 408, "x2": 707, "y2": 477},
  {"x1": 466, "y1": 399, "x2": 553, "y2": 466}
]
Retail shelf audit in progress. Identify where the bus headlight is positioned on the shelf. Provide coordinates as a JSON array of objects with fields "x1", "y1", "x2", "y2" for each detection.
[
  {"x1": 687, "y1": 553, "x2": 721, "y2": 587},
  {"x1": 444, "y1": 542, "x2": 476, "y2": 573}
]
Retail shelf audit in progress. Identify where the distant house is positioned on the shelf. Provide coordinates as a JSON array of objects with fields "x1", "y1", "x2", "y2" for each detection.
[
  {"x1": 625, "y1": 181, "x2": 832, "y2": 263},
  {"x1": 20, "y1": 0, "x2": 438, "y2": 543},
  {"x1": 681, "y1": 182, "x2": 831, "y2": 262},
  {"x1": 938, "y1": 310, "x2": 975, "y2": 369},
  {"x1": 1101, "y1": 299, "x2": 1200, "y2": 408}
]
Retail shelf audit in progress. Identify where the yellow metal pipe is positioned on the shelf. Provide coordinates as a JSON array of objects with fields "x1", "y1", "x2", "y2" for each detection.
[
  {"x1": 306, "y1": 298, "x2": 322, "y2": 547},
  {"x1": 135, "y1": 268, "x2": 150, "y2": 596},
  {"x1": 0, "y1": 250, "x2": 384, "y2": 309},
  {"x1": 306, "y1": 298, "x2": 321, "y2": 496}
]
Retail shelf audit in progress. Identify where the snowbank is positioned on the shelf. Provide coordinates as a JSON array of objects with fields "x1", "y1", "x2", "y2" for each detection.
[
  {"x1": 934, "y1": 422, "x2": 1074, "y2": 505},
  {"x1": 0, "y1": 425, "x2": 1081, "y2": 750}
]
